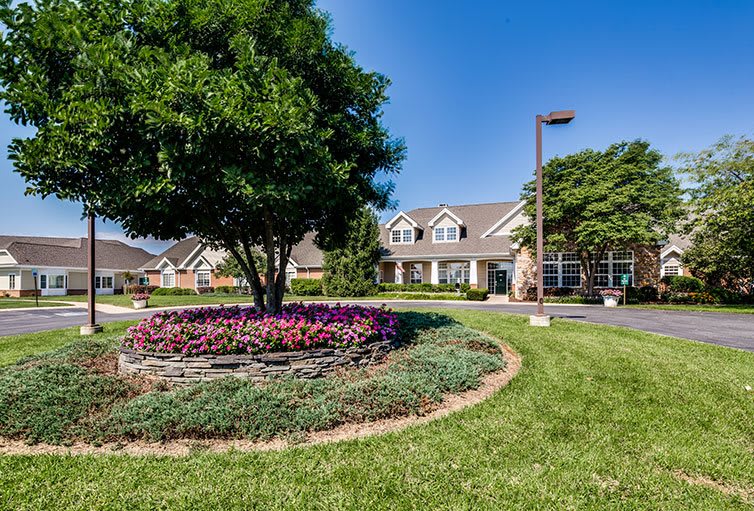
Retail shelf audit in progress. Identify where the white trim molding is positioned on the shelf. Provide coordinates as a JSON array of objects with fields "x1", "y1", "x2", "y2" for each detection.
[
  {"x1": 660, "y1": 244, "x2": 685, "y2": 259},
  {"x1": 427, "y1": 208, "x2": 465, "y2": 227},
  {"x1": 480, "y1": 200, "x2": 527, "y2": 238},
  {"x1": 385, "y1": 211, "x2": 420, "y2": 229}
]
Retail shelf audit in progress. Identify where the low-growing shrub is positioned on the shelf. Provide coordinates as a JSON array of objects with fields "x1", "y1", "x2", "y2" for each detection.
[
  {"x1": 125, "y1": 284, "x2": 159, "y2": 295},
  {"x1": 377, "y1": 283, "x2": 460, "y2": 293},
  {"x1": 214, "y1": 285, "x2": 240, "y2": 294},
  {"x1": 661, "y1": 275, "x2": 704, "y2": 293},
  {"x1": 121, "y1": 303, "x2": 400, "y2": 355},
  {"x1": 151, "y1": 287, "x2": 197, "y2": 296},
  {"x1": 376, "y1": 293, "x2": 465, "y2": 301},
  {"x1": 544, "y1": 295, "x2": 603, "y2": 305},
  {"x1": 466, "y1": 288, "x2": 489, "y2": 301},
  {"x1": 289, "y1": 278, "x2": 323, "y2": 296},
  {"x1": 196, "y1": 286, "x2": 215, "y2": 295},
  {"x1": 637, "y1": 285, "x2": 658, "y2": 303}
]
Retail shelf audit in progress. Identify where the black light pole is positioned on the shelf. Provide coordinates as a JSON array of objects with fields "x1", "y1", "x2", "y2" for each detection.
[
  {"x1": 80, "y1": 212, "x2": 103, "y2": 335},
  {"x1": 530, "y1": 110, "x2": 575, "y2": 328}
]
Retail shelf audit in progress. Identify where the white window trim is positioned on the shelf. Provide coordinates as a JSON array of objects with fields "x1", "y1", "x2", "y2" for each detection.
[
  {"x1": 437, "y1": 261, "x2": 471, "y2": 285},
  {"x1": 409, "y1": 263, "x2": 423, "y2": 284},
  {"x1": 391, "y1": 228, "x2": 414, "y2": 245},
  {"x1": 8, "y1": 273, "x2": 16, "y2": 290},
  {"x1": 594, "y1": 251, "x2": 635, "y2": 288},
  {"x1": 542, "y1": 253, "x2": 582, "y2": 288},
  {"x1": 661, "y1": 262, "x2": 681, "y2": 277},
  {"x1": 161, "y1": 270, "x2": 176, "y2": 288},
  {"x1": 195, "y1": 270, "x2": 212, "y2": 288},
  {"x1": 433, "y1": 225, "x2": 459, "y2": 243}
]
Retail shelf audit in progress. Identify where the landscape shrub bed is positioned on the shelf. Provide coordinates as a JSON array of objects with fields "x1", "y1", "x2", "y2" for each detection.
[
  {"x1": 466, "y1": 288, "x2": 489, "y2": 301},
  {"x1": 151, "y1": 287, "x2": 197, "y2": 296},
  {"x1": 377, "y1": 283, "x2": 462, "y2": 293},
  {"x1": 0, "y1": 312, "x2": 505, "y2": 445},
  {"x1": 290, "y1": 278, "x2": 323, "y2": 296},
  {"x1": 121, "y1": 303, "x2": 399, "y2": 356},
  {"x1": 375, "y1": 292, "x2": 465, "y2": 301}
]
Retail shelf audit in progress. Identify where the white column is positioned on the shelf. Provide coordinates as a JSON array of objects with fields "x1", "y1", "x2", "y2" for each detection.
[
  {"x1": 395, "y1": 261, "x2": 403, "y2": 284},
  {"x1": 469, "y1": 259, "x2": 478, "y2": 287},
  {"x1": 430, "y1": 260, "x2": 439, "y2": 284}
]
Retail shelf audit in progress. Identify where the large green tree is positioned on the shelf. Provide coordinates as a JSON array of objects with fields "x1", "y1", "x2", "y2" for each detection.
[
  {"x1": 677, "y1": 135, "x2": 754, "y2": 293},
  {"x1": 322, "y1": 207, "x2": 381, "y2": 297},
  {"x1": 0, "y1": 0, "x2": 404, "y2": 313},
  {"x1": 514, "y1": 140, "x2": 683, "y2": 295}
]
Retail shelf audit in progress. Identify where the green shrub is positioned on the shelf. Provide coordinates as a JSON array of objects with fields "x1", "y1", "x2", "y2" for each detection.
[
  {"x1": 214, "y1": 285, "x2": 239, "y2": 294},
  {"x1": 466, "y1": 288, "x2": 489, "y2": 301},
  {"x1": 289, "y1": 278, "x2": 323, "y2": 296},
  {"x1": 151, "y1": 287, "x2": 197, "y2": 296},
  {"x1": 376, "y1": 293, "x2": 464, "y2": 301},
  {"x1": 544, "y1": 295, "x2": 602, "y2": 305},
  {"x1": 460, "y1": 283, "x2": 471, "y2": 293},
  {"x1": 0, "y1": 363, "x2": 132, "y2": 444},
  {"x1": 377, "y1": 283, "x2": 460, "y2": 294},
  {"x1": 637, "y1": 285, "x2": 658, "y2": 303},
  {"x1": 661, "y1": 275, "x2": 704, "y2": 293}
]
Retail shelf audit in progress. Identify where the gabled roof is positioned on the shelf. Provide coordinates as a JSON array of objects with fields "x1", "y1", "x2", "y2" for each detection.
[
  {"x1": 0, "y1": 236, "x2": 153, "y2": 271},
  {"x1": 480, "y1": 200, "x2": 527, "y2": 237},
  {"x1": 289, "y1": 232, "x2": 323, "y2": 267},
  {"x1": 380, "y1": 201, "x2": 520, "y2": 258},
  {"x1": 427, "y1": 208, "x2": 465, "y2": 227},
  {"x1": 385, "y1": 211, "x2": 420, "y2": 229},
  {"x1": 141, "y1": 237, "x2": 202, "y2": 270}
]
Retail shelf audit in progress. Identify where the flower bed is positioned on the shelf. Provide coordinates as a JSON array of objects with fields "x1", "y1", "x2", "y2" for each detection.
[{"x1": 121, "y1": 303, "x2": 399, "y2": 356}]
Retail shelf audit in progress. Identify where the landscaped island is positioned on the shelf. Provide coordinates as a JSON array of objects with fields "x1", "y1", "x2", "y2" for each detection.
[
  {"x1": 119, "y1": 304, "x2": 402, "y2": 383},
  {"x1": 0, "y1": 310, "x2": 508, "y2": 446}
]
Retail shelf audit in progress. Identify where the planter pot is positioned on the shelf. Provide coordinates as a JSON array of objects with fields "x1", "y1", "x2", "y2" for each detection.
[
  {"x1": 602, "y1": 296, "x2": 619, "y2": 308},
  {"x1": 132, "y1": 299, "x2": 148, "y2": 310}
]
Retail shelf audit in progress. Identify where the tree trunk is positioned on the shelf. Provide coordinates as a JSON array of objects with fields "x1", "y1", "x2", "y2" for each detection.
[{"x1": 263, "y1": 208, "x2": 280, "y2": 314}]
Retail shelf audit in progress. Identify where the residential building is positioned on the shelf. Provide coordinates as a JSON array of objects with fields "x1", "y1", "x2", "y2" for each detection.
[
  {"x1": 140, "y1": 233, "x2": 323, "y2": 291},
  {"x1": 0, "y1": 236, "x2": 153, "y2": 297},
  {"x1": 140, "y1": 202, "x2": 686, "y2": 297}
]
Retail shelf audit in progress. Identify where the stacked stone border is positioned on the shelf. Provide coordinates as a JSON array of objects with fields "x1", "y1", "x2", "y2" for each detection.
[{"x1": 118, "y1": 339, "x2": 399, "y2": 384}]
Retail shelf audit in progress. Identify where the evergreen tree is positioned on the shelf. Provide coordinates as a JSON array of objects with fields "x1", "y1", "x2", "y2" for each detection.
[{"x1": 322, "y1": 208, "x2": 381, "y2": 297}]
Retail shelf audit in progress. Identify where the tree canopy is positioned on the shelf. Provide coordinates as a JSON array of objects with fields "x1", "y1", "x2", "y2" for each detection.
[
  {"x1": 514, "y1": 140, "x2": 683, "y2": 294},
  {"x1": 677, "y1": 135, "x2": 754, "y2": 293},
  {"x1": 322, "y1": 207, "x2": 381, "y2": 297},
  {"x1": 0, "y1": 0, "x2": 405, "y2": 312}
]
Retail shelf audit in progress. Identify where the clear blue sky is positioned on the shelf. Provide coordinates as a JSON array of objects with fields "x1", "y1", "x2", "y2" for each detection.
[{"x1": 1, "y1": 0, "x2": 752, "y2": 254}]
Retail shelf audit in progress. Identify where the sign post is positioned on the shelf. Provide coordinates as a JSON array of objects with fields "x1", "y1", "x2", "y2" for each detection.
[
  {"x1": 32, "y1": 269, "x2": 38, "y2": 307},
  {"x1": 620, "y1": 274, "x2": 629, "y2": 305}
]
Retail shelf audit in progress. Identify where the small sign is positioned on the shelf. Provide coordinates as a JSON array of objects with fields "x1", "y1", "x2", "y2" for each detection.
[
  {"x1": 32, "y1": 268, "x2": 38, "y2": 277},
  {"x1": 620, "y1": 274, "x2": 630, "y2": 286}
]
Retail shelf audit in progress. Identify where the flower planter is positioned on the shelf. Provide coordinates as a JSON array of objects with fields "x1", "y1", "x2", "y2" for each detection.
[
  {"x1": 602, "y1": 296, "x2": 619, "y2": 308},
  {"x1": 132, "y1": 299, "x2": 148, "y2": 310}
]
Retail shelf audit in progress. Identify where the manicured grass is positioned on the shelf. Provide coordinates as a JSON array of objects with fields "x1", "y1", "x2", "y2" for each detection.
[
  {"x1": 0, "y1": 299, "x2": 68, "y2": 309},
  {"x1": 1, "y1": 309, "x2": 753, "y2": 509},
  {"x1": 625, "y1": 303, "x2": 754, "y2": 314},
  {"x1": 0, "y1": 321, "x2": 136, "y2": 367}
]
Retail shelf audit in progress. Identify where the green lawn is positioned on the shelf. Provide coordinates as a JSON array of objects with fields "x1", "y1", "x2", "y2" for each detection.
[
  {"x1": 0, "y1": 321, "x2": 136, "y2": 367},
  {"x1": 0, "y1": 299, "x2": 68, "y2": 310},
  {"x1": 1, "y1": 309, "x2": 753, "y2": 509},
  {"x1": 625, "y1": 303, "x2": 754, "y2": 314}
]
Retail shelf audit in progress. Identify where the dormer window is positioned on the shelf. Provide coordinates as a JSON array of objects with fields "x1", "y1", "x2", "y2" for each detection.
[
  {"x1": 434, "y1": 225, "x2": 458, "y2": 242},
  {"x1": 391, "y1": 228, "x2": 413, "y2": 244}
]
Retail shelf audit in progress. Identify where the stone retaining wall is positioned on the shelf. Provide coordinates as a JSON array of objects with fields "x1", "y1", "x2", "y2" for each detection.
[{"x1": 118, "y1": 339, "x2": 399, "y2": 385}]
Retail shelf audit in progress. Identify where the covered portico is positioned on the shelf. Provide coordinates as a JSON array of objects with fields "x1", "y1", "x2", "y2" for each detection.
[{"x1": 379, "y1": 257, "x2": 515, "y2": 295}]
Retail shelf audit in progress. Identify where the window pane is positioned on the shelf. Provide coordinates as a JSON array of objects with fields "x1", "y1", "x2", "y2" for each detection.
[
  {"x1": 544, "y1": 253, "x2": 558, "y2": 262},
  {"x1": 9, "y1": 274, "x2": 15, "y2": 290},
  {"x1": 434, "y1": 227, "x2": 445, "y2": 241},
  {"x1": 410, "y1": 263, "x2": 423, "y2": 284},
  {"x1": 40, "y1": 275, "x2": 47, "y2": 289},
  {"x1": 446, "y1": 226, "x2": 457, "y2": 241},
  {"x1": 562, "y1": 262, "x2": 581, "y2": 287},
  {"x1": 663, "y1": 265, "x2": 679, "y2": 276},
  {"x1": 391, "y1": 230, "x2": 401, "y2": 243},
  {"x1": 402, "y1": 229, "x2": 412, "y2": 243},
  {"x1": 561, "y1": 252, "x2": 578, "y2": 262},
  {"x1": 95, "y1": 276, "x2": 101, "y2": 289},
  {"x1": 197, "y1": 272, "x2": 211, "y2": 287}
]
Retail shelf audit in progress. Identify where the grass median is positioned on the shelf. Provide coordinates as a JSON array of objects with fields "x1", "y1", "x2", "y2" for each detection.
[{"x1": 1, "y1": 308, "x2": 753, "y2": 509}]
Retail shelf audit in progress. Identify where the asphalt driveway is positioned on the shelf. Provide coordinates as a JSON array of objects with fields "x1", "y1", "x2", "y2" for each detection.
[{"x1": 0, "y1": 301, "x2": 752, "y2": 352}]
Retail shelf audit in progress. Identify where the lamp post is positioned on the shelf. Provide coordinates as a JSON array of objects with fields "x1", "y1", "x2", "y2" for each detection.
[
  {"x1": 80, "y1": 212, "x2": 103, "y2": 335},
  {"x1": 529, "y1": 110, "x2": 575, "y2": 328}
]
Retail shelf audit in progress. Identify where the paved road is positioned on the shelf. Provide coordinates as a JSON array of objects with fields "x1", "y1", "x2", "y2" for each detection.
[{"x1": 1, "y1": 301, "x2": 752, "y2": 352}]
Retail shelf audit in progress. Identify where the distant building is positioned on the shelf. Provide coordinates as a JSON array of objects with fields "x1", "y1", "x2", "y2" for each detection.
[{"x1": 0, "y1": 236, "x2": 153, "y2": 297}]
